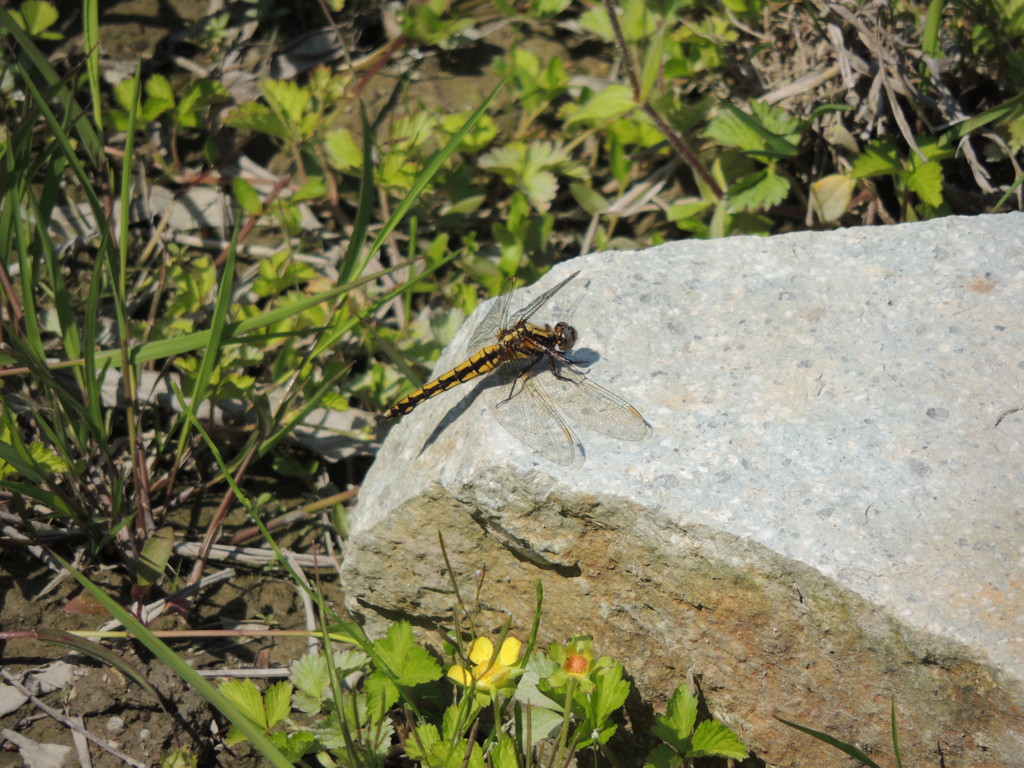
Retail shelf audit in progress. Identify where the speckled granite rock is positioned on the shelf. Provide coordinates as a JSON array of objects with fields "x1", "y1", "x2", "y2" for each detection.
[{"x1": 344, "y1": 213, "x2": 1024, "y2": 767}]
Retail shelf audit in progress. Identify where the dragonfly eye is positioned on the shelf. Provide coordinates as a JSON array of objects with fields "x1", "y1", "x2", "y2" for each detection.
[{"x1": 554, "y1": 322, "x2": 577, "y2": 351}]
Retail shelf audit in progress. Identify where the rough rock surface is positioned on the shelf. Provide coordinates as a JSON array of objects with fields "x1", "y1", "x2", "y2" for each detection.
[{"x1": 344, "y1": 213, "x2": 1024, "y2": 767}]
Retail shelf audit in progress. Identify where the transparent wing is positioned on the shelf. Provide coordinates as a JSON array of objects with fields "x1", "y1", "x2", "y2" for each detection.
[
  {"x1": 485, "y1": 363, "x2": 583, "y2": 467},
  {"x1": 469, "y1": 270, "x2": 581, "y2": 354},
  {"x1": 511, "y1": 271, "x2": 581, "y2": 325},
  {"x1": 531, "y1": 362, "x2": 652, "y2": 442},
  {"x1": 468, "y1": 291, "x2": 510, "y2": 352}
]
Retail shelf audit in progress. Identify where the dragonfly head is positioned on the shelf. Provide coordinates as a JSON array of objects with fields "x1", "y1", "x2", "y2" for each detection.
[{"x1": 553, "y1": 322, "x2": 577, "y2": 352}]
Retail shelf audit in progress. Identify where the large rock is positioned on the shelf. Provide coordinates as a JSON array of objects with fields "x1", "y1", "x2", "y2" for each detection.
[{"x1": 344, "y1": 213, "x2": 1024, "y2": 767}]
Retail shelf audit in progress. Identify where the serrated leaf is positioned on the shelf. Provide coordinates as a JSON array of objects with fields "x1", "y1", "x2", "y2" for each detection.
[
  {"x1": 565, "y1": 84, "x2": 637, "y2": 126},
  {"x1": 653, "y1": 685, "x2": 698, "y2": 750},
  {"x1": 404, "y1": 723, "x2": 440, "y2": 761},
  {"x1": 905, "y1": 159, "x2": 944, "y2": 206},
  {"x1": 591, "y1": 664, "x2": 630, "y2": 724},
  {"x1": 643, "y1": 742, "x2": 678, "y2": 768},
  {"x1": 727, "y1": 168, "x2": 790, "y2": 212},
  {"x1": 145, "y1": 74, "x2": 174, "y2": 104},
  {"x1": 263, "y1": 681, "x2": 293, "y2": 728},
  {"x1": 750, "y1": 99, "x2": 802, "y2": 138},
  {"x1": 19, "y1": 1, "x2": 59, "y2": 35},
  {"x1": 365, "y1": 669, "x2": 400, "y2": 718},
  {"x1": 114, "y1": 78, "x2": 137, "y2": 112},
  {"x1": 705, "y1": 103, "x2": 799, "y2": 158},
  {"x1": 851, "y1": 141, "x2": 901, "y2": 178},
  {"x1": 26, "y1": 442, "x2": 68, "y2": 474},
  {"x1": 811, "y1": 173, "x2": 855, "y2": 222},
  {"x1": 219, "y1": 678, "x2": 267, "y2": 728},
  {"x1": 290, "y1": 651, "x2": 328, "y2": 699},
  {"x1": 225, "y1": 102, "x2": 289, "y2": 140},
  {"x1": 372, "y1": 621, "x2": 442, "y2": 686},
  {"x1": 176, "y1": 78, "x2": 228, "y2": 129},
  {"x1": 688, "y1": 719, "x2": 748, "y2": 759},
  {"x1": 324, "y1": 128, "x2": 361, "y2": 171},
  {"x1": 261, "y1": 79, "x2": 309, "y2": 125},
  {"x1": 522, "y1": 169, "x2": 558, "y2": 211},
  {"x1": 491, "y1": 734, "x2": 519, "y2": 768}
]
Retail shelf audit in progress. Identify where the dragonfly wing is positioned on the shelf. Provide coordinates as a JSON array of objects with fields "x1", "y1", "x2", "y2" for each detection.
[
  {"x1": 468, "y1": 291, "x2": 509, "y2": 351},
  {"x1": 486, "y1": 363, "x2": 582, "y2": 467},
  {"x1": 533, "y1": 363, "x2": 652, "y2": 442},
  {"x1": 511, "y1": 271, "x2": 581, "y2": 325}
]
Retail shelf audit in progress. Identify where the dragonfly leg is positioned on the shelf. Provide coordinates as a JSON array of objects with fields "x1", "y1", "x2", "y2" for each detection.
[
  {"x1": 545, "y1": 349, "x2": 575, "y2": 382},
  {"x1": 502, "y1": 353, "x2": 545, "y2": 403}
]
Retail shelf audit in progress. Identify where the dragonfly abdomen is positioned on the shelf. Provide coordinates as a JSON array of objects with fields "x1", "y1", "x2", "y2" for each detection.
[{"x1": 382, "y1": 343, "x2": 508, "y2": 419}]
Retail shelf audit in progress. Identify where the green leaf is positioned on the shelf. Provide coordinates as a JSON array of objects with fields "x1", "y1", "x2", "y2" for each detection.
[
  {"x1": 643, "y1": 742, "x2": 680, "y2": 768},
  {"x1": 113, "y1": 78, "x2": 137, "y2": 112},
  {"x1": 324, "y1": 129, "x2": 363, "y2": 171},
  {"x1": 522, "y1": 169, "x2": 557, "y2": 211},
  {"x1": 145, "y1": 74, "x2": 174, "y2": 104},
  {"x1": 372, "y1": 621, "x2": 443, "y2": 686},
  {"x1": 290, "y1": 652, "x2": 328, "y2": 710},
  {"x1": 570, "y1": 182, "x2": 609, "y2": 215},
  {"x1": 175, "y1": 78, "x2": 228, "y2": 129},
  {"x1": 811, "y1": 173, "x2": 855, "y2": 222},
  {"x1": 491, "y1": 734, "x2": 519, "y2": 768},
  {"x1": 727, "y1": 167, "x2": 790, "y2": 212},
  {"x1": 261, "y1": 79, "x2": 309, "y2": 126},
  {"x1": 590, "y1": 663, "x2": 630, "y2": 725},
  {"x1": 577, "y1": 5, "x2": 614, "y2": 40},
  {"x1": 136, "y1": 526, "x2": 174, "y2": 586},
  {"x1": 851, "y1": 140, "x2": 902, "y2": 178},
  {"x1": 18, "y1": 1, "x2": 59, "y2": 36},
  {"x1": 688, "y1": 720, "x2": 748, "y2": 759},
  {"x1": 219, "y1": 678, "x2": 268, "y2": 729},
  {"x1": 639, "y1": 26, "x2": 666, "y2": 102},
  {"x1": 291, "y1": 176, "x2": 325, "y2": 203},
  {"x1": 365, "y1": 669, "x2": 400, "y2": 718},
  {"x1": 652, "y1": 685, "x2": 698, "y2": 752},
  {"x1": 263, "y1": 681, "x2": 293, "y2": 728},
  {"x1": 565, "y1": 84, "x2": 637, "y2": 126},
  {"x1": 705, "y1": 102, "x2": 800, "y2": 158},
  {"x1": 232, "y1": 176, "x2": 263, "y2": 215},
  {"x1": 404, "y1": 723, "x2": 440, "y2": 761},
  {"x1": 904, "y1": 159, "x2": 944, "y2": 207},
  {"x1": 225, "y1": 102, "x2": 289, "y2": 140}
]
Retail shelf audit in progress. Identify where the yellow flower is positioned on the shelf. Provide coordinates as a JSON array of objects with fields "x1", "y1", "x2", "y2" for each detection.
[{"x1": 448, "y1": 636, "x2": 523, "y2": 693}]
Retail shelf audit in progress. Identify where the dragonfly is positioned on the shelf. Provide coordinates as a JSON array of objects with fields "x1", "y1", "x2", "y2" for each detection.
[{"x1": 382, "y1": 271, "x2": 651, "y2": 466}]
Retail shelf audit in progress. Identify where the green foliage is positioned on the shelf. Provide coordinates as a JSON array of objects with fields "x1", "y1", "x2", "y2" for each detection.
[
  {"x1": 651, "y1": 685, "x2": 748, "y2": 762},
  {"x1": 9, "y1": 0, "x2": 62, "y2": 40},
  {"x1": 215, "y1": 619, "x2": 748, "y2": 768},
  {"x1": 401, "y1": 0, "x2": 477, "y2": 47}
]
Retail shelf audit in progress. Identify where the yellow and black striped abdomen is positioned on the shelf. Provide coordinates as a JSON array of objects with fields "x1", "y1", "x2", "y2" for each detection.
[{"x1": 383, "y1": 343, "x2": 508, "y2": 419}]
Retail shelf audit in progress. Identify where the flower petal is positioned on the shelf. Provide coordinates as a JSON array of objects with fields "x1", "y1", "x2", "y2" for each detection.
[
  {"x1": 469, "y1": 637, "x2": 494, "y2": 665},
  {"x1": 497, "y1": 637, "x2": 522, "y2": 665},
  {"x1": 447, "y1": 665, "x2": 472, "y2": 686}
]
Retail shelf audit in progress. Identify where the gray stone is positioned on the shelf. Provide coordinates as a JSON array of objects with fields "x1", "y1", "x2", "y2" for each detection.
[{"x1": 345, "y1": 213, "x2": 1024, "y2": 767}]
